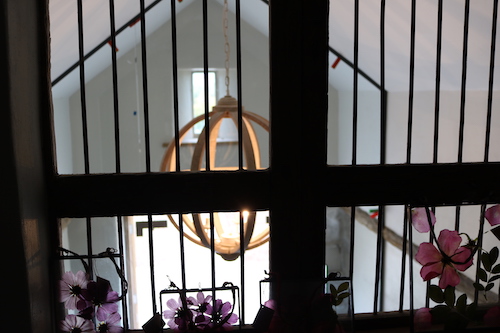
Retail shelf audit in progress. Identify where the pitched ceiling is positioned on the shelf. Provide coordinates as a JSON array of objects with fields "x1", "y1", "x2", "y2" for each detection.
[{"x1": 50, "y1": 0, "x2": 500, "y2": 98}]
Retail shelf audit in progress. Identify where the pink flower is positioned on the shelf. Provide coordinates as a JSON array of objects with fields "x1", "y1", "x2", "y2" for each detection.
[
  {"x1": 59, "y1": 271, "x2": 90, "y2": 310},
  {"x1": 485, "y1": 205, "x2": 500, "y2": 226},
  {"x1": 415, "y1": 229, "x2": 473, "y2": 289},
  {"x1": 411, "y1": 208, "x2": 436, "y2": 233},
  {"x1": 60, "y1": 314, "x2": 95, "y2": 333},
  {"x1": 414, "y1": 307, "x2": 432, "y2": 331},
  {"x1": 483, "y1": 306, "x2": 500, "y2": 327},
  {"x1": 97, "y1": 312, "x2": 124, "y2": 333}
]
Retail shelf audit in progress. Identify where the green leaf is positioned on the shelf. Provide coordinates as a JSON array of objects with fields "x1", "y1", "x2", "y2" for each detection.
[
  {"x1": 330, "y1": 284, "x2": 337, "y2": 296},
  {"x1": 490, "y1": 247, "x2": 499, "y2": 266},
  {"x1": 428, "y1": 285, "x2": 445, "y2": 303},
  {"x1": 485, "y1": 283, "x2": 494, "y2": 291},
  {"x1": 473, "y1": 282, "x2": 485, "y2": 291},
  {"x1": 466, "y1": 302, "x2": 477, "y2": 320},
  {"x1": 489, "y1": 274, "x2": 500, "y2": 283},
  {"x1": 482, "y1": 253, "x2": 492, "y2": 272},
  {"x1": 430, "y1": 305, "x2": 451, "y2": 322},
  {"x1": 492, "y1": 264, "x2": 500, "y2": 274},
  {"x1": 456, "y1": 294, "x2": 467, "y2": 315},
  {"x1": 333, "y1": 299, "x2": 343, "y2": 306},
  {"x1": 478, "y1": 268, "x2": 488, "y2": 282},
  {"x1": 337, "y1": 282, "x2": 349, "y2": 293},
  {"x1": 444, "y1": 286, "x2": 456, "y2": 307},
  {"x1": 337, "y1": 292, "x2": 350, "y2": 300}
]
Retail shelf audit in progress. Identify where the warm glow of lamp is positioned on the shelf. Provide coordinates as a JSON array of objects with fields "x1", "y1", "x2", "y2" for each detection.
[{"x1": 159, "y1": 95, "x2": 270, "y2": 260}]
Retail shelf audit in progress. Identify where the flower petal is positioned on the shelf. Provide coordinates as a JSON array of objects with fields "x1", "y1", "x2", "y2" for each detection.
[
  {"x1": 414, "y1": 307, "x2": 432, "y2": 331},
  {"x1": 437, "y1": 229, "x2": 462, "y2": 257},
  {"x1": 452, "y1": 246, "x2": 473, "y2": 271},
  {"x1": 485, "y1": 205, "x2": 500, "y2": 227},
  {"x1": 420, "y1": 261, "x2": 443, "y2": 281},
  {"x1": 439, "y1": 264, "x2": 460, "y2": 288},
  {"x1": 412, "y1": 208, "x2": 436, "y2": 233},
  {"x1": 483, "y1": 306, "x2": 500, "y2": 327},
  {"x1": 415, "y1": 243, "x2": 442, "y2": 266},
  {"x1": 167, "y1": 298, "x2": 179, "y2": 311}
]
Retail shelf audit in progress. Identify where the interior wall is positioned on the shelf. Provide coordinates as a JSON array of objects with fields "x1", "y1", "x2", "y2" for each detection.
[{"x1": 58, "y1": 0, "x2": 271, "y2": 175}]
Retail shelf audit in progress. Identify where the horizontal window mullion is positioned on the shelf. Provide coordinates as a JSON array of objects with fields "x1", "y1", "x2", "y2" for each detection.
[
  {"x1": 52, "y1": 171, "x2": 270, "y2": 218},
  {"x1": 325, "y1": 163, "x2": 500, "y2": 207}
]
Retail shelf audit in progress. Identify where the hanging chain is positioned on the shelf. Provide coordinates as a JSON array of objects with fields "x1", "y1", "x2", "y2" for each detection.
[{"x1": 223, "y1": 0, "x2": 230, "y2": 96}]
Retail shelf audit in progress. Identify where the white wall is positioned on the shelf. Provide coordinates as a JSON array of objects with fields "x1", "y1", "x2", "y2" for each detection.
[{"x1": 55, "y1": 0, "x2": 271, "y2": 175}]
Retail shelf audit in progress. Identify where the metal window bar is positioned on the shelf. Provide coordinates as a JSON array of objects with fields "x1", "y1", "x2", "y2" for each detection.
[
  {"x1": 109, "y1": 0, "x2": 121, "y2": 173},
  {"x1": 454, "y1": 0, "x2": 471, "y2": 234},
  {"x1": 140, "y1": 0, "x2": 152, "y2": 173},
  {"x1": 347, "y1": 0, "x2": 360, "y2": 323}
]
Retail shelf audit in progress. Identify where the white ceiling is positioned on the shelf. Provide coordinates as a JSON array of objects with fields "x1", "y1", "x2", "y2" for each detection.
[{"x1": 50, "y1": 0, "x2": 500, "y2": 98}]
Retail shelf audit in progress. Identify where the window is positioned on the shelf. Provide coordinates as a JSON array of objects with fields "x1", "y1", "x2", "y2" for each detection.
[
  {"x1": 192, "y1": 71, "x2": 216, "y2": 135},
  {"x1": 44, "y1": 2, "x2": 500, "y2": 328}
]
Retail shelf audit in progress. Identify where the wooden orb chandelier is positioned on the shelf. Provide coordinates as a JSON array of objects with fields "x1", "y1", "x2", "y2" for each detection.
[{"x1": 160, "y1": 95, "x2": 270, "y2": 260}]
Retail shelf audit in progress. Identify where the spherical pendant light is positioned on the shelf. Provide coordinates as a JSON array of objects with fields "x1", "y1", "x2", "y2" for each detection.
[{"x1": 160, "y1": 95, "x2": 270, "y2": 260}]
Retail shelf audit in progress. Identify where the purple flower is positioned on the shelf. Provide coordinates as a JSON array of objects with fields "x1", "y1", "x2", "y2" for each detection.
[
  {"x1": 163, "y1": 297, "x2": 194, "y2": 331},
  {"x1": 81, "y1": 277, "x2": 120, "y2": 321},
  {"x1": 97, "y1": 312, "x2": 124, "y2": 333},
  {"x1": 60, "y1": 314, "x2": 95, "y2": 333},
  {"x1": 59, "y1": 271, "x2": 90, "y2": 310},
  {"x1": 485, "y1": 205, "x2": 500, "y2": 227},
  {"x1": 188, "y1": 292, "x2": 212, "y2": 325},
  {"x1": 411, "y1": 208, "x2": 436, "y2": 233},
  {"x1": 206, "y1": 299, "x2": 238, "y2": 330}
]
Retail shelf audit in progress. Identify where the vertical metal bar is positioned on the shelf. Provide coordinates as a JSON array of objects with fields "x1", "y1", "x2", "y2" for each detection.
[
  {"x1": 457, "y1": 0, "x2": 470, "y2": 164},
  {"x1": 352, "y1": 0, "x2": 359, "y2": 166},
  {"x1": 109, "y1": 0, "x2": 121, "y2": 173},
  {"x1": 427, "y1": 1, "x2": 443, "y2": 308},
  {"x1": 373, "y1": 205, "x2": 384, "y2": 313},
  {"x1": 455, "y1": 0, "x2": 470, "y2": 233},
  {"x1": 348, "y1": 0, "x2": 360, "y2": 318},
  {"x1": 239, "y1": 212, "x2": 246, "y2": 324},
  {"x1": 236, "y1": 0, "x2": 244, "y2": 171},
  {"x1": 474, "y1": 205, "x2": 487, "y2": 303},
  {"x1": 178, "y1": 214, "x2": 187, "y2": 290},
  {"x1": 170, "y1": 0, "x2": 187, "y2": 293},
  {"x1": 373, "y1": 0, "x2": 386, "y2": 314},
  {"x1": 77, "y1": 0, "x2": 93, "y2": 280},
  {"x1": 433, "y1": 0, "x2": 443, "y2": 163},
  {"x1": 170, "y1": 0, "x2": 181, "y2": 172},
  {"x1": 86, "y1": 217, "x2": 94, "y2": 279},
  {"x1": 399, "y1": 207, "x2": 409, "y2": 312},
  {"x1": 409, "y1": 209, "x2": 415, "y2": 333},
  {"x1": 484, "y1": 0, "x2": 498, "y2": 162},
  {"x1": 202, "y1": 0, "x2": 211, "y2": 172},
  {"x1": 140, "y1": 0, "x2": 152, "y2": 172},
  {"x1": 348, "y1": 206, "x2": 356, "y2": 320},
  {"x1": 147, "y1": 214, "x2": 157, "y2": 314},
  {"x1": 209, "y1": 212, "x2": 216, "y2": 301},
  {"x1": 406, "y1": 0, "x2": 416, "y2": 165},
  {"x1": 117, "y1": 215, "x2": 128, "y2": 330},
  {"x1": 77, "y1": 0, "x2": 90, "y2": 174}
]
